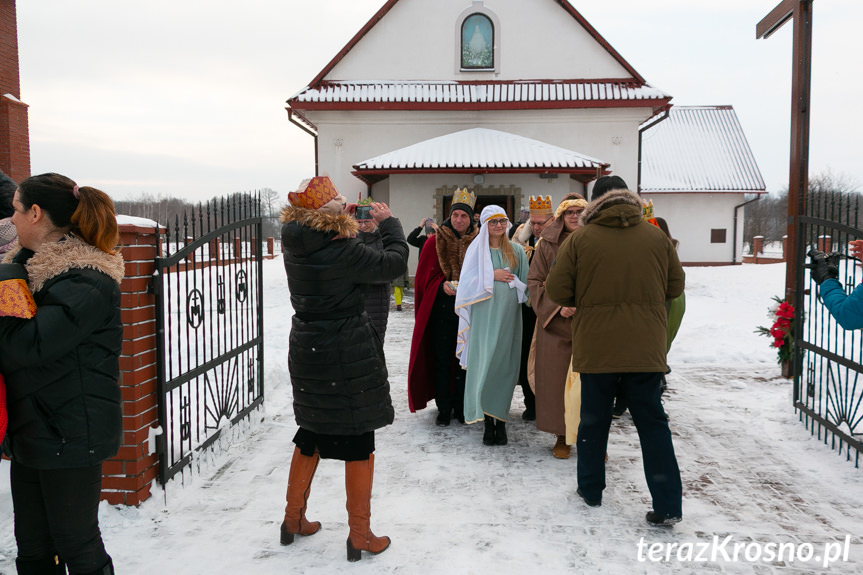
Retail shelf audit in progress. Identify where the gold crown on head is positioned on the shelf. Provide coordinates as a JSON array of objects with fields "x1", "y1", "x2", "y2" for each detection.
[
  {"x1": 452, "y1": 187, "x2": 477, "y2": 209},
  {"x1": 642, "y1": 200, "x2": 655, "y2": 221},
  {"x1": 529, "y1": 195, "x2": 553, "y2": 215}
]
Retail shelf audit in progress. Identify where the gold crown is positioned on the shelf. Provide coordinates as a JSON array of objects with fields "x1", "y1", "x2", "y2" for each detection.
[
  {"x1": 642, "y1": 200, "x2": 655, "y2": 221},
  {"x1": 529, "y1": 195, "x2": 553, "y2": 215},
  {"x1": 357, "y1": 196, "x2": 373, "y2": 206},
  {"x1": 452, "y1": 187, "x2": 477, "y2": 209}
]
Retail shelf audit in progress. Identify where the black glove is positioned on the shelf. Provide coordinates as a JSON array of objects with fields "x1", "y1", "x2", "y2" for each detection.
[{"x1": 806, "y1": 249, "x2": 840, "y2": 285}]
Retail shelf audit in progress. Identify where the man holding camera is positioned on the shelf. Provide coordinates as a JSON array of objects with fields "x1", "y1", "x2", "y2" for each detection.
[{"x1": 809, "y1": 240, "x2": 863, "y2": 329}]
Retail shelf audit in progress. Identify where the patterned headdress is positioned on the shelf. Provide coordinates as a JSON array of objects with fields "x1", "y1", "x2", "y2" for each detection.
[
  {"x1": 529, "y1": 195, "x2": 553, "y2": 216},
  {"x1": 450, "y1": 187, "x2": 477, "y2": 218},
  {"x1": 288, "y1": 176, "x2": 339, "y2": 210}
]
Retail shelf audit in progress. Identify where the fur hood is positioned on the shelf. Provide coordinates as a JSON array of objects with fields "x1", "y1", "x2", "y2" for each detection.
[
  {"x1": 2, "y1": 235, "x2": 125, "y2": 292},
  {"x1": 279, "y1": 205, "x2": 358, "y2": 237},
  {"x1": 580, "y1": 189, "x2": 644, "y2": 228}
]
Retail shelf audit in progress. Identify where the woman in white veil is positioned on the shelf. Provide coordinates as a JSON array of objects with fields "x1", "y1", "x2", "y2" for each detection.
[{"x1": 455, "y1": 205, "x2": 528, "y2": 446}]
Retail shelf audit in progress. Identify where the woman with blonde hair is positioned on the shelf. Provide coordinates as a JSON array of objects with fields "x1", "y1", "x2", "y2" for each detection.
[
  {"x1": 1, "y1": 172, "x2": 124, "y2": 575},
  {"x1": 455, "y1": 205, "x2": 529, "y2": 446}
]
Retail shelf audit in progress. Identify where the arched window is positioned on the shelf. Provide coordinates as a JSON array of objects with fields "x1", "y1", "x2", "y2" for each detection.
[{"x1": 461, "y1": 13, "x2": 494, "y2": 70}]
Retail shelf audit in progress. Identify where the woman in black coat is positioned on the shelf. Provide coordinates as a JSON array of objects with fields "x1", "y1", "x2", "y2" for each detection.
[
  {"x1": 0, "y1": 173, "x2": 124, "y2": 575},
  {"x1": 278, "y1": 177, "x2": 407, "y2": 562}
]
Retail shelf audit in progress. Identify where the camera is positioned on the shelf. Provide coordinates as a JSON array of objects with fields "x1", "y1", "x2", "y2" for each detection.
[{"x1": 355, "y1": 205, "x2": 372, "y2": 220}]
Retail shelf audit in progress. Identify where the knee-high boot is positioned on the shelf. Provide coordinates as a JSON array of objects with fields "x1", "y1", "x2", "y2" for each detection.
[
  {"x1": 345, "y1": 454, "x2": 390, "y2": 561},
  {"x1": 280, "y1": 447, "x2": 321, "y2": 545}
]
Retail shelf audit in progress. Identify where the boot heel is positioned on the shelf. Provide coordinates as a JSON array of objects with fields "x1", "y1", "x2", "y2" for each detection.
[
  {"x1": 280, "y1": 522, "x2": 295, "y2": 546},
  {"x1": 347, "y1": 538, "x2": 362, "y2": 562}
]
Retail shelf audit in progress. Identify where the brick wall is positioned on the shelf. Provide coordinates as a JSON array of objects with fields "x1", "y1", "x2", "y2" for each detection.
[
  {"x1": 0, "y1": 0, "x2": 30, "y2": 181},
  {"x1": 101, "y1": 223, "x2": 164, "y2": 506}
]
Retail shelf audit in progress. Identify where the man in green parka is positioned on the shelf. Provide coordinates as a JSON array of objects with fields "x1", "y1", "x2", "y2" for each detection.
[{"x1": 545, "y1": 187, "x2": 685, "y2": 526}]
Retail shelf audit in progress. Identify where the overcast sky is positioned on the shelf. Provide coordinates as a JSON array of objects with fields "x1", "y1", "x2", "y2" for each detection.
[{"x1": 15, "y1": 0, "x2": 863, "y2": 203}]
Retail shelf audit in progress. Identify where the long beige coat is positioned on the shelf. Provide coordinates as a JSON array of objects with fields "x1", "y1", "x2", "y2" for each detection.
[{"x1": 527, "y1": 217, "x2": 573, "y2": 436}]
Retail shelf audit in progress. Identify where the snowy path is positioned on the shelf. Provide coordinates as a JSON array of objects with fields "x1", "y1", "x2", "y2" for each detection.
[{"x1": 1, "y1": 262, "x2": 861, "y2": 574}]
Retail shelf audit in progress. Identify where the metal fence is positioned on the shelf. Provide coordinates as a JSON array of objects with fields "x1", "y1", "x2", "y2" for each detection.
[
  {"x1": 794, "y1": 191, "x2": 863, "y2": 467},
  {"x1": 152, "y1": 194, "x2": 265, "y2": 483}
]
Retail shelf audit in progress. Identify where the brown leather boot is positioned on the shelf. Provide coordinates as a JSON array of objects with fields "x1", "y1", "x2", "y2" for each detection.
[
  {"x1": 280, "y1": 447, "x2": 321, "y2": 545},
  {"x1": 345, "y1": 454, "x2": 391, "y2": 561},
  {"x1": 552, "y1": 435, "x2": 571, "y2": 459}
]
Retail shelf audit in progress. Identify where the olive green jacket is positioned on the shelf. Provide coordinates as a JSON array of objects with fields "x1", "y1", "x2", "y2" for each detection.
[{"x1": 545, "y1": 190, "x2": 685, "y2": 373}]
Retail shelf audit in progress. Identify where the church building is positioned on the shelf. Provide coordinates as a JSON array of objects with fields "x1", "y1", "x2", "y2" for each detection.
[{"x1": 287, "y1": 0, "x2": 764, "y2": 268}]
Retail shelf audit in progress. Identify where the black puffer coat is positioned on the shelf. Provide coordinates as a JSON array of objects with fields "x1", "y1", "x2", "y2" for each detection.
[
  {"x1": 280, "y1": 206, "x2": 408, "y2": 435},
  {"x1": 0, "y1": 235, "x2": 124, "y2": 469},
  {"x1": 357, "y1": 229, "x2": 391, "y2": 342}
]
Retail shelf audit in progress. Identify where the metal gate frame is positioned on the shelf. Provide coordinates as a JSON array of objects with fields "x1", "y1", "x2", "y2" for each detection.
[
  {"x1": 152, "y1": 195, "x2": 265, "y2": 483},
  {"x1": 793, "y1": 191, "x2": 863, "y2": 467}
]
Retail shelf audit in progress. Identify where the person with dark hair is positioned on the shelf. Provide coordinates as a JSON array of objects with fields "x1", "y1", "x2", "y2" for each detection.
[
  {"x1": 355, "y1": 201, "x2": 391, "y2": 341},
  {"x1": 1, "y1": 172, "x2": 124, "y2": 574},
  {"x1": 590, "y1": 175, "x2": 629, "y2": 202},
  {"x1": 408, "y1": 188, "x2": 478, "y2": 426},
  {"x1": 407, "y1": 217, "x2": 437, "y2": 257},
  {"x1": 279, "y1": 176, "x2": 407, "y2": 562},
  {"x1": 0, "y1": 170, "x2": 18, "y2": 254},
  {"x1": 545, "y1": 187, "x2": 685, "y2": 526}
]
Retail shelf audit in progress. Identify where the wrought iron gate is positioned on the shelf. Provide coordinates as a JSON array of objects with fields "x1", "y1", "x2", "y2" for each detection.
[
  {"x1": 794, "y1": 191, "x2": 863, "y2": 467},
  {"x1": 152, "y1": 195, "x2": 265, "y2": 483}
]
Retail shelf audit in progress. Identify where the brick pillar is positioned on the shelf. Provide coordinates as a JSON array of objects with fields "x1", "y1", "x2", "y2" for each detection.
[
  {"x1": 753, "y1": 236, "x2": 764, "y2": 255},
  {"x1": 101, "y1": 223, "x2": 164, "y2": 506},
  {"x1": 267, "y1": 237, "x2": 274, "y2": 257},
  {"x1": 0, "y1": 0, "x2": 30, "y2": 181},
  {"x1": 817, "y1": 235, "x2": 832, "y2": 253},
  {"x1": 234, "y1": 237, "x2": 242, "y2": 261}
]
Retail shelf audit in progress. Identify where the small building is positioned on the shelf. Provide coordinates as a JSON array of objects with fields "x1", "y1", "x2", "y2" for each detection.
[
  {"x1": 640, "y1": 105, "x2": 767, "y2": 265},
  {"x1": 286, "y1": 0, "x2": 764, "y2": 271}
]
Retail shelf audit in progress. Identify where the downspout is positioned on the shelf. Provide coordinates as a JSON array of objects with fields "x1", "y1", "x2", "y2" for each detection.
[
  {"x1": 733, "y1": 194, "x2": 762, "y2": 264},
  {"x1": 637, "y1": 107, "x2": 670, "y2": 194},
  {"x1": 287, "y1": 107, "x2": 319, "y2": 176}
]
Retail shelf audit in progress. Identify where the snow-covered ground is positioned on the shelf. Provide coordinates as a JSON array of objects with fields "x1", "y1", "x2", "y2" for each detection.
[{"x1": 1, "y1": 260, "x2": 861, "y2": 574}]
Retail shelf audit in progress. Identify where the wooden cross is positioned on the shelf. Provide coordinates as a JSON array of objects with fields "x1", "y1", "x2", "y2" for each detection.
[{"x1": 757, "y1": 0, "x2": 814, "y2": 301}]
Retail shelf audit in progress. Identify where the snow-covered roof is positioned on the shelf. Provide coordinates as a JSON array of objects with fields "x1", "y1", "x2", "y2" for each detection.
[
  {"x1": 291, "y1": 80, "x2": 670, "y2": 109},
  {"x1": 640, "y1": 106, "x2": 766, "y2": 193},
  {"x1": 352, "y1": 128, "x2": 609, "y2": 183}
]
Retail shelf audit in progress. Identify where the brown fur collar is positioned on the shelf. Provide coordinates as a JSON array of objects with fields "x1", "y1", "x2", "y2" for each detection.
[
  {"x1": 581, "y1": 189, "x2": 643, "y2": 226},
  {"x1": 435, "y1": 224, "x2": 478, "y2": 281},
  {"x1": 279, "y1": 205, "x2": 358, "y2": 238},
  {"x1": 2, "y1": 234, "x2": 125, "y2": 292}
]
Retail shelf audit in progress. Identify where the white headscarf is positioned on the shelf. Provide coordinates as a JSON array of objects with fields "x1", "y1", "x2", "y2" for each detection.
[{"x1": 454, "y1": 205, "x2": 527, "y2": 369}]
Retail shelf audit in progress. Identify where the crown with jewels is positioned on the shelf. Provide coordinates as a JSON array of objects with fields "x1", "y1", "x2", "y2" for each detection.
[
  {"x1": 529, "y1": 195, "x2": 553, "y2": 215},
  {"x1": 642, "y1": 200, "x2": 655, "y2": 221},
  {"x1": 452, "y1": 187, "x2": 477, "y2": 209}
]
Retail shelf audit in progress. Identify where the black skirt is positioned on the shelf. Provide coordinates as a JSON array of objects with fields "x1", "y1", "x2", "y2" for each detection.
[{"x1": 293, "y1": 427, "x2": 375, "y2": 461}]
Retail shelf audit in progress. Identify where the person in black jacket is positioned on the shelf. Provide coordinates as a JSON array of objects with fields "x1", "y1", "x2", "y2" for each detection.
[
  {"x1": 278, "y1": 176, "x2": 408, "y2": 562},
  {"x1": 355, "y1": 209, "x2": 391, "y2": 341},
  {"x1": 0, "y1": 173, "x2": 124, "y2": 575}
]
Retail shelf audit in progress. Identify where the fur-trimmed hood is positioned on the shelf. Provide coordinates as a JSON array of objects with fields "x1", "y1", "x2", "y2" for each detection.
[
  {"x1": 580, "y1": 189, "x2": 644, "y2": 228},
  {"x1": 2, "y1": 234, "x2": 125, "y2": 293},
  {"x1": 280, "y1": 204, "x2": 358, "y2": 257}
]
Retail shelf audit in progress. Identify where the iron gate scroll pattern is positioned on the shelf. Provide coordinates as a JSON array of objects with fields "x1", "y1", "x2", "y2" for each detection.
[
  {"x1": 153, "y1": 195, "x2": 265, "y2": 483},
  {"x1": 795, "y1": 191, "x2": 863, "y2": 467}
]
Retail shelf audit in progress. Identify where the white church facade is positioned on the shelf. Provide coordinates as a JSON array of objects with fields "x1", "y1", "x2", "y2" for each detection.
[{"x1": 287, "y1": 0, "x2": 765, "y2": 269}]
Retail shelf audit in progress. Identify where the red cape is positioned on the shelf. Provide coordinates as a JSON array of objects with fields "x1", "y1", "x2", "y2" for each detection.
[{"x1": 408, "y1": 235, "x2": 448, "y2": 412}]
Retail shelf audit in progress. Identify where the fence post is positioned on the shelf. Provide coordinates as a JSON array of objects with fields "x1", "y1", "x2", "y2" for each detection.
[
  {"x1": 101, "y1": 222, "x2": 164, "y2": 506},
  {"x1": 753, "y1": 236, "x2": 764, "y2": 255}
]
